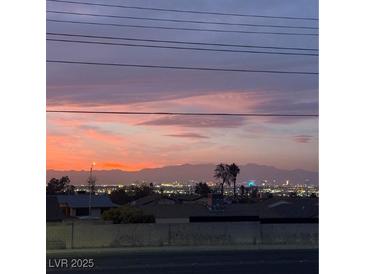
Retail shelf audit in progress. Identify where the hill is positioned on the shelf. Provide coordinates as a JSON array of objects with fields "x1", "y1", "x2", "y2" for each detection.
[{"x1": 46, "y1": 163, "x2": 318, "y2": 185}]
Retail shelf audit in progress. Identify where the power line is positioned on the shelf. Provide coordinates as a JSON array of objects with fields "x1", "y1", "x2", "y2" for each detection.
[
  {"x1": 47, "y1": 32, "x2": 319, "y2": 51},
  {"x1": 47, "y1": 10, "x2": 318, "y2": 30},
  {"x1": 47, "y1": 38, "x2": 318, "y2": 57},
  {"x1": 47, "y1": 60, "x2": 319, "y2": 75},
  {"x1": 46, "y1": 110, "x2": 319, "y2": 117},
  {"x1": 47, "y1": 19, "x2": 318, "y2": 37},
  {"x1": 46, "y1": 0, "x2": 319, "y2": 21}
]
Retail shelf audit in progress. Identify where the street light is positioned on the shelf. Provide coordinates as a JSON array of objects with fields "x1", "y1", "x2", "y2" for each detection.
[{"x1": 88, "y1": 162, "x2": 96, "y2": 218}]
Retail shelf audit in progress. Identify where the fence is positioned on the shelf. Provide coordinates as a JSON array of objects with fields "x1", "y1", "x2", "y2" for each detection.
[{"x1": 47, "y1": 221, "x2": 318, "y2": 250}]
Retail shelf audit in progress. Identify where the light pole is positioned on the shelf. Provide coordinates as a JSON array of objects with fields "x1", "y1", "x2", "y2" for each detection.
[{"x1": 88, "y1": 162, "x2": 96, "y2": 218}]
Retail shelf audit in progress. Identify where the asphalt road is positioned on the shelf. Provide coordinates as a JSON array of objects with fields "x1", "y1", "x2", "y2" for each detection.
[{"x1": 47, "y1": 248, "x2": 318, "y2": 274}]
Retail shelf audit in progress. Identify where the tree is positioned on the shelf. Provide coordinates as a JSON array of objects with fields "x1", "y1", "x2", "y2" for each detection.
[
  {"x1": 65, "y1": 185, "x2": 75, "y2": 195},
  {"x1": 310, "y1": 193, "x2": 317, "y2": 198},
  {"x1": 195, "y1": 182, "x2": 211, "y2": 197},
  {"x1": 47, "y1": 178, "x2": 59, "y2": 194},
  {"x1": 214, "y1": 163, "x2": 230, "y2": 197},
  {"x1": 239, "y1": 185, "x2": 246, "y2": 197},
  {"x1": 228, "y1": 163, "x2": 240, "y2": 198},
  {"x1": 134, "y1": 184, "x2": 154, "y2": 199},
  {"x1": 159, "y1": 187, "x2": 165, "y2": 195},
  {"x1": 110, "y1": 188, "x2": 132, "y2": 205},
  {"x1": 289, "y1": 192, "x2": 298, "y2": 198},
  {"x1": 251, "y1": 187, "x2": 259, "y2": 198},
  {"x1": 47, "y1": 176, "x2": 71, "y2": 194}
]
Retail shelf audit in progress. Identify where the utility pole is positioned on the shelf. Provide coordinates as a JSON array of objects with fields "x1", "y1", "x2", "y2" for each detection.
[{"x1": 88, "y1": 162, "x2": 96, "y2": 217}]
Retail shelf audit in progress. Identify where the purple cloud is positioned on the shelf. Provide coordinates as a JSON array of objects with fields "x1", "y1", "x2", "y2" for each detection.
[
  {"x1": 255, "y1": 99, "x2": 318, "y2": 114},
  {"x1": 139, "y1": 115, "x2": 245, "y2": 128},
  {"x1": 165, "y1": 133, "x2": 209, "y2": 139}
]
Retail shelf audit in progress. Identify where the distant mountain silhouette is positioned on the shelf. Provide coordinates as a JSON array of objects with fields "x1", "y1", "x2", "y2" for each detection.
[{"x1": 46, "y1": 163, "x2": 318, "y2": 185}]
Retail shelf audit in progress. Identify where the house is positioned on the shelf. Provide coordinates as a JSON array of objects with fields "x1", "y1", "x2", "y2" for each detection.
[
  {"x1": 139, "y1": 203, "x2": 259, "y2": 224},
  {"x1": 137, "y1": 197, "x2": 318, "y2": 224},
  {"x1": 56, "y1": 194, "x2": 118, "y2": 219},
  {"x1": 130, "y1": 194, "x2": 209, "y2": 207},
  {"x1": 258, "y1": 197, "x2": 319, "y2": 220},
  {"x1": 130, "y1": 194, "x2": 177, "y2": 207}
]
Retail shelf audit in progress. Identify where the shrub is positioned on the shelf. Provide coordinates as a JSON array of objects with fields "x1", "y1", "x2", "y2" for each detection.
[{"x1": 102, "y1": 205, "x2": 155, "y2": 224}]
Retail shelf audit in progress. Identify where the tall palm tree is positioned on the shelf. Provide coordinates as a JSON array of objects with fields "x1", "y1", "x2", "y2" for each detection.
[
  {"x1": 229, "y1": 163, "x2": 240, "y2": 198},
  {"x1": 214, "y1": 163, "x2": 230, "y2": 197}
]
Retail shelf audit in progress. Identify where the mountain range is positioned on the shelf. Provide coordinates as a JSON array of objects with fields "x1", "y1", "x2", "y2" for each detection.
[{"x1": 46, "y1": 163, "x2": 318, "y2": 185}]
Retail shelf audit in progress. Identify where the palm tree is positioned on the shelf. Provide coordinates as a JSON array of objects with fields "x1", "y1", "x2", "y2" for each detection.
[
  {"x1": 214, "y1": 163, "x2": 230, "y2": 197},
  {"x1": 229, "y1": 163, "x2": 240, "y2": 198}
]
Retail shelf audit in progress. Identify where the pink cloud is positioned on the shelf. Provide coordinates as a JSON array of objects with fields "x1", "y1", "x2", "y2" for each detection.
[{"x1": 293, "y1": 135, "x2": 313, "y2": 143}]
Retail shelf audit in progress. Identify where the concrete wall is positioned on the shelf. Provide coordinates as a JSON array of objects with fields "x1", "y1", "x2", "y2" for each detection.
[
  {"x1": 47, "y1": 222, "x2": 318, "y2": 250},
  {"x1": 72, "y1": 223, "x2": 170, "y2": 248},
  {"x1": 260, "y1": 223, "x2": 319, "y2": 245},
  {"x1": 168, "y1": 222, "x2": 260, "y2": 246},
  {"x1": 47, "y1": 223, "x2": 73, "y2": 249}
]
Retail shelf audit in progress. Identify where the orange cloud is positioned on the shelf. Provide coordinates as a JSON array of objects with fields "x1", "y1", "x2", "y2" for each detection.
[{"x1": 98, "y1": 162, "x2": 157, "y2": 171}]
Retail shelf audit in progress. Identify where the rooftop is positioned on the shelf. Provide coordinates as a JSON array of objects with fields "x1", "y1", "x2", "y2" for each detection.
[
  {"x1": 56, "y1": 194, "x2": 117, "y2": 208},
  {"x1": 139, "y1": 198, "x2": 318, "y2": 219}
]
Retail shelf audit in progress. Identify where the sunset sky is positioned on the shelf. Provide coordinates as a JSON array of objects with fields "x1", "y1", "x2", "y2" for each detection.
[{"x1": 47, "y1": 0, "x2": 318, "y2": 172}]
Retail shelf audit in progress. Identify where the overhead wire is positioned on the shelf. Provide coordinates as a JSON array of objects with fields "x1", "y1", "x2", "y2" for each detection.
[
  {"x1": 46, "y1": 2, "x2": 318, "y2": 120},
  {"x1": 46, "y1": 110, "x2": 319, "y2": 117},
  {"x1": 47, "y1": 60, "x2": 319, "y2": 75},
  {"x1": 47, "y1": 10, "x2": 319, "y2": 30},
  {"x1": 47, "y1": 32, "x2": 319, "y2": 51},
  {"x1": 47, "y1": 19, "x2": 318, "y2": 36},
  {"x1": 47, "y1": 38, "x2": 318, "y2": 57},
  {"x1": 46, "y1": 0, "x2": 319, "y2": 21}
]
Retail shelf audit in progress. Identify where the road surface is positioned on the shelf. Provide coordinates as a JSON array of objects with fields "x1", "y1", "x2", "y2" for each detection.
[{"x1": 47, "y1": 247, "x2": 318, "y2": 274}]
